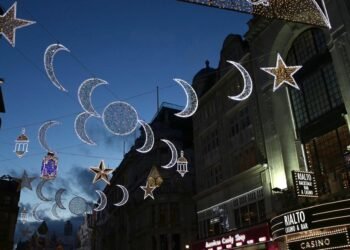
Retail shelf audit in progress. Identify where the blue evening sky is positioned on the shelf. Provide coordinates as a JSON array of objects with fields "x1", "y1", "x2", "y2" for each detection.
[{"x1": 0, "y1": 0, "x2": 250, "y2": 224}]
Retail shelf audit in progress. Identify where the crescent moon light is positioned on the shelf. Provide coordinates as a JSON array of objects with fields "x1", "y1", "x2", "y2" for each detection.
[
  {"x1": 32, "y1": 203, "x2": 44, "y2": 222},
  {"x1": 44, "y1": 43, "x2": 70, "y2": 92},
  {"x1": 51, "y1": 203, "x2": 62, "y2": 220},
  {"x1": 55, "y1": 188, "x2": 66, "y2": 210},
  {"x1": 38, "y1": 120, "x2": 60, "y2": 152},
  {"x1": 136, "y1": 120, "x2": 154, "y2": 153},
  {"x1": 114, "y1": 184, "x2": 129, "y2": 207},
  {"x1": 227, "y1": 60, "x2": 253, "y2": 101},
  {"x1": 94, "y1": 190, "x2": 108, "y2": 212},
  {"x1": 173, "y1": 78, "x2": 198, "y2": 118},
  {"x1": 78, "y1": 78, "x2": 108, "y2": 117},
  {"x1": 36, "y1": 180, "x2": 52, "y2": 202},
  {"x1": 74, "y1": 112, "x2": 96, "y2": 145},
  {"x1": 160, "y1": 139, "x2": 178, "y2": 169}
]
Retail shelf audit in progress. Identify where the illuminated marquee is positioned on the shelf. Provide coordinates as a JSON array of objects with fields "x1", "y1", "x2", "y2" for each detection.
[{"x1": 271, "y1": 199, "x2": 350, "y2": 239}]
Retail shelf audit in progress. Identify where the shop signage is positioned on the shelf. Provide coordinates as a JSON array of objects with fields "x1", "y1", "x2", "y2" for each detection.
[
  {"x1": 292, "y1": 171, "x2": 318, "y2": 197},
  {"x1": 270, "y1": 199, "x2": 350, "y2": 239},
  {"x1": 287, "y1": 228, "x2": 350, "y2": 250},
  {"x1": 191, "y1": 223, "x2": 270, "y2": 250}
]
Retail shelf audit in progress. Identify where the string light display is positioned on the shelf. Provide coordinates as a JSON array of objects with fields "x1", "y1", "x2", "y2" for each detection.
[
  {"x1": 140, "y1": 181, "x2": 156, "y2": 200},
  {"x1": 41, "y1": 151, "x2": 58, "y2": 180},
  {"x1": 176, "y1": 150, "x2": 188, "y2": 177},
  {"x1": 14, "y1": 128, "x2": 29, "y2": 158},
  {"x1": 260, "y1": 53, "x2": 302, "y2": 92},
  {"x1": 177, "y1": 0, "x2": 331, "y2": 28},
  {"x1": 89, "y1": 160, "x2": 114, "y2": 185},
  {"x1": 18, "y1": 170, "x2": 36, "y2": 190},
  {"x1": 44, "y1": 43, "x2": 70, "y2": 92},
  {"x1": 0, "y1": 2, "x2": 35, "y2": 47}
]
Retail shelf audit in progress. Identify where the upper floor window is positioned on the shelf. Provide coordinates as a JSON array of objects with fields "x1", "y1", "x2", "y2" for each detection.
[{"x1": 287, "y1": 29, "x2": 343, "y2": 130}]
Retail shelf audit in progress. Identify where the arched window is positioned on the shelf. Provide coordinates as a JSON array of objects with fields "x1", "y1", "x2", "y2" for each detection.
[{"x1": 287, "y1": 29, "x2": 343, "y2": 131}]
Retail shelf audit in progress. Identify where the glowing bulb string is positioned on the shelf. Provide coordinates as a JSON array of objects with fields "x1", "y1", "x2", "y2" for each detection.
[{"x1": 0, "y1": 84, "x2": 175, "y2": 132}]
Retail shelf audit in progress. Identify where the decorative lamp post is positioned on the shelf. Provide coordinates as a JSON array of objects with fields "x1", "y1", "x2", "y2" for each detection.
[
  {"x1": 14, "y1": 128, "x2": 29, "y2": 158},
  {"x1": 176, "y1": 150, "x2": 188, "y2": 177}
]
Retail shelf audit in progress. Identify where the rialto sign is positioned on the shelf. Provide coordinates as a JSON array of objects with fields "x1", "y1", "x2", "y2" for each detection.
[
  {"x1": 283, "y1": 210, "x2": 309, "y2": 234},
  {"x1": 292, "y1": 170, "x2": 318, "y2": 197},
  {"x1": 270, "y1": 199, "x2": 350, "y2": 239}
]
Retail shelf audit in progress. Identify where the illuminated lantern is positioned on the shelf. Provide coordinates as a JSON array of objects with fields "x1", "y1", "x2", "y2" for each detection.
[
  {"x1": 20, "y1": 207, "x2": 27, "y2": 224},
  {"x1": 14, "y1": 128, "x2": 29, "y2": 158},
  {"x1": 147, "y1": 166, "x2": 163, "y2": 188},
  {"x1": 176, "y1": 150, "x2": 188, "y2": 177},
  {"x1": 41, "y1": 151, "x2": 58, "y2": 180}
]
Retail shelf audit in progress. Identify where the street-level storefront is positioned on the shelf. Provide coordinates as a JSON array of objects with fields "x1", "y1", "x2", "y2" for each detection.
[
  {"x1": 270, "y1": 199, "x2": 350, "y2": 249},
  {"x1": 191, "y1": 223, "x2": 278, "y2": 250}
]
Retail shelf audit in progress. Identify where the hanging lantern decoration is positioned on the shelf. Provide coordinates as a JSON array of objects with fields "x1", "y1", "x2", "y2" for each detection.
[
  {"x1": 147, "y1": 166, "x2": 163, "y2": 188},
  {"x1": 41, "y1": 151, "x2": 58, "y2": 180},
  {"x1": 20, "y1": 207, "x2": 27, "y2": 224},
  {"x1": 177, "y1": 150, "x2": 188, "y2": 177},
  {"x1": 14, "y1": 128, "x2": 29, "y2": 158}
]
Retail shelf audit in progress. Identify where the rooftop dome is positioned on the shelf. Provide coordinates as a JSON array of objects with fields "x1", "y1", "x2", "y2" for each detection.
[{"x1": 192, "y1": 60, "x2": 217, "y2": 98}]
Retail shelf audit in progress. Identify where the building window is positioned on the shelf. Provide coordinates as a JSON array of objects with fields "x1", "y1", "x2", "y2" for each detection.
[
  {"x1": 287, "y1": 29, "x2": 343, "y2": 130},
  {"x1": 197, "y1": 187, "x2": 265, "y2": 238},
  {"x1": 304, "y1": 125, "x2": 350, "y2": 194}
]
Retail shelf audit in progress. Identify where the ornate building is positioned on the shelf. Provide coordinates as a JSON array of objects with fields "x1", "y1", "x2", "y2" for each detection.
[
  {"x1": 92, "y1": 103, "x2": 197, "y2": 250},
  {"x1": 0, "y1": 175, "x2": 21, "y2": 250},
  {"x1": 190, "y1": 0, "x2": 350, "y2": 249}
]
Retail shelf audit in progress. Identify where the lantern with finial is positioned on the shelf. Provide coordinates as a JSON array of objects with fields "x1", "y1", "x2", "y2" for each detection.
[
  {"x1": 14, "y1": 128, "x2": 29, "y2": 158},
  {"x1": 20, "y1": 207, "x2": 27, "y2": 224},
  {"x1": 41, "y1": 151, "x2": 58, "y2": 180},
  {"x1": 177, "y1": 150, "x2": 188, "y2": 177}
]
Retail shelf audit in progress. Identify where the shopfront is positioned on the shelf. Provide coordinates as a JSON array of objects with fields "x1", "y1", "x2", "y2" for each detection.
[
  {"x1": 270, "y1": 199, "x2": 350, "y2": 249},
  {"x1": 191, "y1": 223, "x2": 278, "y2": 250}
]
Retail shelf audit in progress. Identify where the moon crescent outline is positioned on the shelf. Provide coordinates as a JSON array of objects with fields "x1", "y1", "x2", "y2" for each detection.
[
  {"x1": 51, "y1": 203, "x2": 62, "y2": 220},
  {"x1": 32, "y1": 203, "x2": 44, "y2": 222},
  {"x1": 78, "y1": 78, "x2": 108, "y2": 117},
  {"x1": 74, "y1": 112, "x2": 96, "y2": 145},
  {"x1": 94, "y1": 190, "x2": 108, "y2": 212},
  {"x1": 36, "y1": 180, "x2": 52, "y2": 202},
  {"x1": 44, "y1": 43, "x2": 70, "y2": 92},
  {"x1": 38, "y1": 120, "x2": 60, "y2": 152},
  {"x1": 55, "y1": 188, "x2": 66, "y2": 210},
  {"x1": 114, "y1": 184, "x2": 129, "y2": 207},
  {"x1": 136, "y1": 120, "x2": 154, "y2": 153},
  {"x1": 160, "y1": 139, "x2": 178, "y2": 169},
  {"x1": 227, "y1": 60, "x2": 253, "y2": 101},
  {"x1": 173, "y1": 78, "x2": 198, "y2": 118}
]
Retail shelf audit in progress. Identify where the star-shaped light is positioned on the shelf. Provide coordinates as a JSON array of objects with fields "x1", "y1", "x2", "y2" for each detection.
[
  {"x1": 89, "y1": 160, "x2": 114, "y2": 185},
  {"x1": 260, "y1": 53, "x2": 302, "y2": 92},
  {"x1": 140, "y1": 181, "x2": 156, "y2": 200},
  {"x1": 0, "y1": 2, "x2": 35, "y2": 47},
  {"x1": 18, "y1": 170, "x2": 36, "y2": 191}
]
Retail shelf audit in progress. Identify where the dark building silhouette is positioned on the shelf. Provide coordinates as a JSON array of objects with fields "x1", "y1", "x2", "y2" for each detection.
[
  {"x1": 0, "y1": 175, "x2": 21, "y2": 250},
  {"x1": 92, "y1": 103, "x2": 197, "y2": 250},
  {"x1": 64, "y1": 220, "x2": 73, "y2": 236}
]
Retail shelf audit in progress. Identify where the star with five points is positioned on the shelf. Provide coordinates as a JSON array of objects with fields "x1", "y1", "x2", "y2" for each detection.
[
  {"x1": 89, "y1": 160, "x2": 114, "y2": 185},
  {"x1": 260, "y1": 53, "x2": 302, "y2": 92},
  {"x1": 18, "y1": 170, "x2": 36, "y2": 191},
  {"x1": 0, "y1": 2, "x2": 35, "y2": 47},
  {"x1": 140, "y1": 181, "x2": 156, "y2": 200}
]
